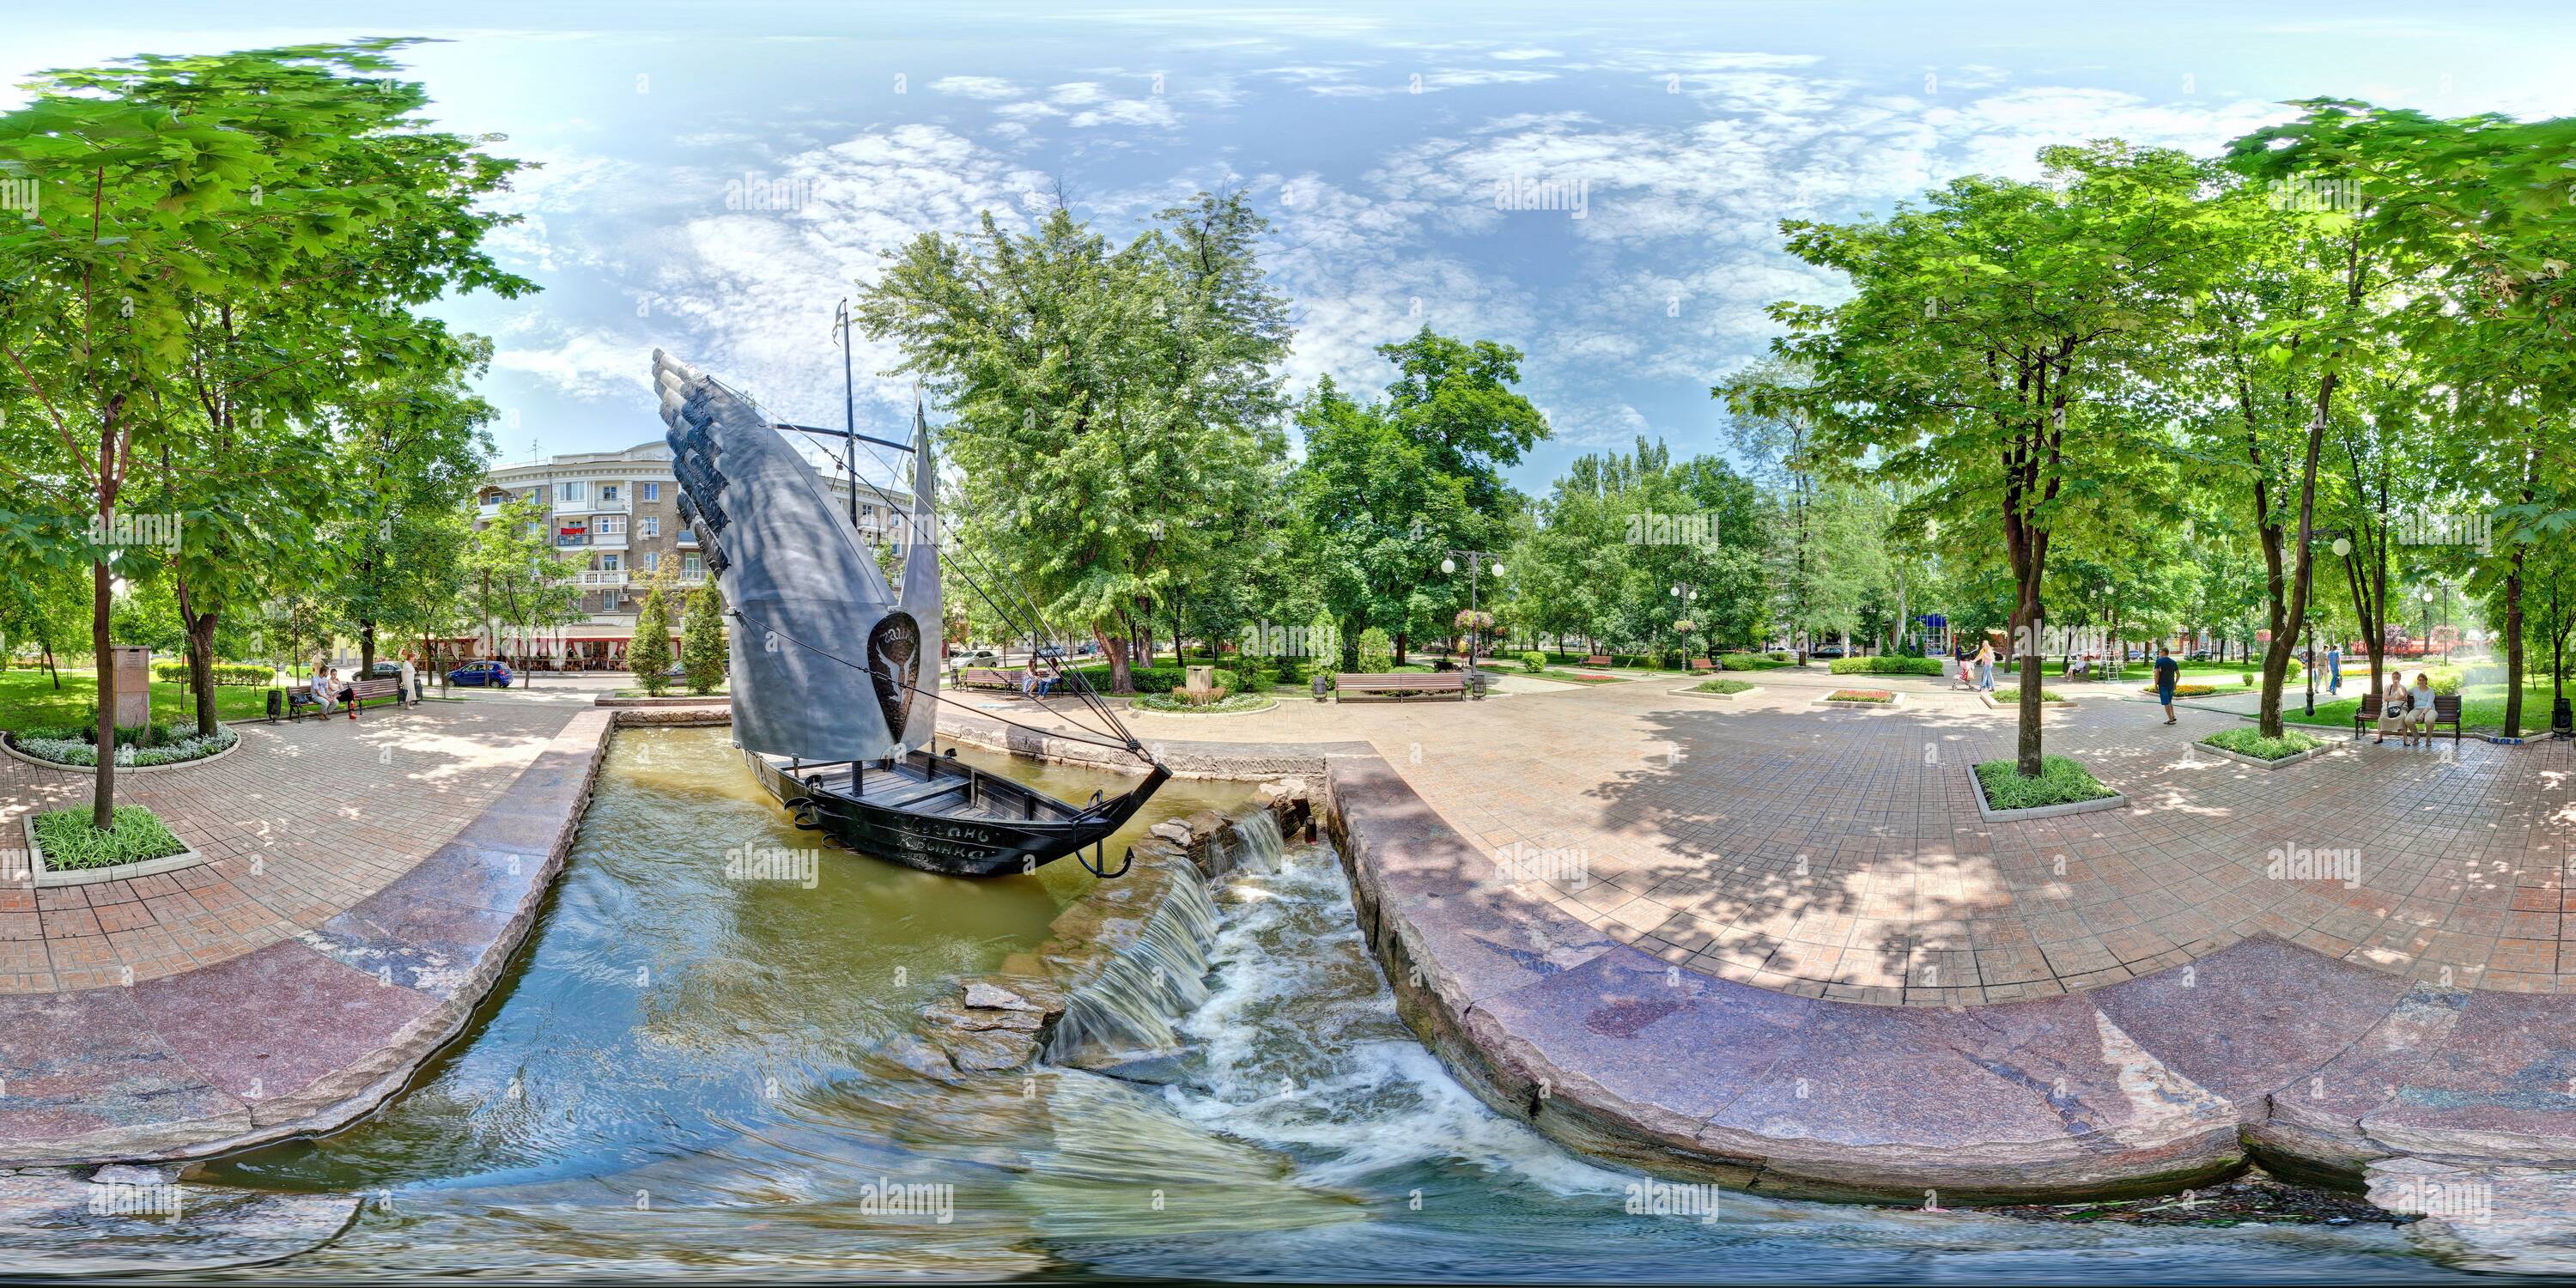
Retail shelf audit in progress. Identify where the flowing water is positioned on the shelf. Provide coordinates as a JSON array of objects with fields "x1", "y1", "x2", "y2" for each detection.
[{"x1": 104, "y1": 726, "x2": 2496, "y2": 1280}]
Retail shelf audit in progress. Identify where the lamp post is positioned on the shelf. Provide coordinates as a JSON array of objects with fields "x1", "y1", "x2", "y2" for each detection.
[
  {"x1": 2301, "y1": 531, "x2": 2353, "y2": 716},
  {"x1": 1670, "y1": 583, "x2": 1698, "y2": 661},
  {"x1": 1442, "y1": 550, "x2": 1504, "y2": 690}
]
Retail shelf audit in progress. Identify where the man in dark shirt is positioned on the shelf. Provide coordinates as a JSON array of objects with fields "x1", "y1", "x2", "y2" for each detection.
[{"x1": 2154, "y1": 646, "x2": 2180, "y2": 726}]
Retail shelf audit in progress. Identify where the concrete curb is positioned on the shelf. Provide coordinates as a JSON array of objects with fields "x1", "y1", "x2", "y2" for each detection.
[
  {"x1": 20, "y1": 815, "x2": 212, "y2": 889},
  {"x1": 0, "y1": 728, "x2": 242, "y2": 776},
  {"x1": 1668, "y1": 684, "x2": 1758, "y2": 700}
]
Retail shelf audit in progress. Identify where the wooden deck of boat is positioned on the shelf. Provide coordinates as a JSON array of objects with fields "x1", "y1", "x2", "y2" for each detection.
[{"x1": 759, "y1": 753, "x2": 1056, "y2": 823}]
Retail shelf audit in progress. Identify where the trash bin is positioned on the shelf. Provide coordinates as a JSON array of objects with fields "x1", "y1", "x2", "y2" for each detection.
[
  {"x1": 264, "y1": 688, "x2": 282, "y2": 720},
  {"x1": 1312, "y1": 672, "x2": 1330, "y2": 703}
]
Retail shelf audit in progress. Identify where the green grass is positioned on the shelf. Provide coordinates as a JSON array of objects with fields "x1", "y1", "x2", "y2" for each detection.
[
  {"x1": 2282, "y1": 682, "x2": 2560, "y2": 735},
  {"x1": 0, "y1": 667, "x2": 273, "y2": 734},
  {"x1": 30, "y1": 805, "x2": 189, "y2": 871},
  {"x1": 1991, "y1": 686, "x2": 2067, "y2": 703},
  {"x1": 1974, "y1": 755, "x2": 2119, "y2": 811},
  {"x1": 1538, "y1": 668, "x2": 1631, "y2": 685},
  {"x1": 1824, "y1": 688, "x2": 1895, "y2": 702},
  {"x1": 2202, "y1": 726, "x2": 2324, "y2": 761},
  {"x1": 1691, "y1": 677, "x2": 1755, "y2": 695}
]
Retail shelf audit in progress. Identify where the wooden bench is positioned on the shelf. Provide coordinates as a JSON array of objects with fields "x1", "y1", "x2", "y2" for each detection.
[
  {"x1": 1689, "y1": 658, "x2": 1718, "y2": 672},
  {"x1": 1583, "y1": 654, "x2": 1613, "y2": 666},
  {"x1": 286, "y1": 677, "x2": 404, "y2": 720},
  {"x1": 2352, "y1": 691, "x2": 2380, "y2": 738},
  {"x1": 1336, "y1": 672, "x2": 1468, "y2": 702},
  {"x1": 2431, "y1": 693, "x2": 2464, "y2": 742},
  {"x1": 955, "y1": 667, "x2": 1018, "y2": 692}
]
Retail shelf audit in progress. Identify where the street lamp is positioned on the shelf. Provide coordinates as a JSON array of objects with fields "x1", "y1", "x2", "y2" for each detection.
[{"x1": 1443, "y1": 550, "x2": 1504, "y2": 695}]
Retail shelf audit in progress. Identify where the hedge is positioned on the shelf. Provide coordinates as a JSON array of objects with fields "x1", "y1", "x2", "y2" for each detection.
[
  {"x1": 149, "y1": 660, "x2": 276, "y2": 686},
  {"x1": 1828, "y1": 656, "x2": 1945, "y2": 676}
]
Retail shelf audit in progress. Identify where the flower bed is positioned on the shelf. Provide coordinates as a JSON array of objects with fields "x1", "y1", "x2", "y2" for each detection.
[
  {"x1": 1692, "y1": 677, "x2": 1755, "y2": 696},
  {"x1": 2201, "y1": 727, "x2": 2324, "y2": 762},
  {"x1": 1132, "y1": 691, "x2": 1275, "y2": 714},
  {"x1": 2145, "y1": 682, "x2": 2245, "y2": 698},
  {"x1": 29, "y1": 805, "x2": 189, "y2": 871},
  {"x1": 1825, "y1": 689, "x2": 1895, "y2": 703},
  {"x1": 1972, "y1": 756, "x2": 2120, "y2": 811},
  {"x1": 6, "y1": 721, "x2": 238, "y2": 769}
]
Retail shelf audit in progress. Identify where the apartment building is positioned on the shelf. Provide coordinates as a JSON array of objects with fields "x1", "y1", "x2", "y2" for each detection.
[{"x1": 463, "y1": 439, "x2": 913, "y2": 669}]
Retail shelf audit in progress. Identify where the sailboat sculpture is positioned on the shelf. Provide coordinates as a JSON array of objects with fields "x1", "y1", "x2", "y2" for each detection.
[{"x1": 651, "y1": 349, "x2": 1170, "y2": 878}]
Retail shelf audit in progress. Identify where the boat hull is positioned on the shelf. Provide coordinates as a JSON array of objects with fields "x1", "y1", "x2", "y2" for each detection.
[{"x1": 747, "y1": 748, "x2": 1169, "y2": 878}]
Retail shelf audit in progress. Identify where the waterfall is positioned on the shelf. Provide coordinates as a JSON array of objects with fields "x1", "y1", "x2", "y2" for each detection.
[
  {"x1": 1213, "y1": 810, "x2": 1287, "y2": 878},
  {"x1": 1043, "y1": 864, "x2": 1220, "y2": 1066}
]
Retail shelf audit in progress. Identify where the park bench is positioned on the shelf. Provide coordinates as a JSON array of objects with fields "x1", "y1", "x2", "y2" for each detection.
[
  {"x1": 1336, "y1": 672, "x2": 1468, "y2": 702},
  {"x1": 2353, "y1": 691, "x2": 2464, "y2": 743},
  {"x1": 1583, "y1": 654, "x2": 1613, "y2": 666},
  {"x1": 2351, "y1": 691, "x2": 2379, "y2": 738},
  {"x1": 1689, "y1": 659, "x2": 1718, "y2": 672},
  {"x1": 284, "y1": 677, "x2": 404, "y2": 720},
  {"x1": 955, "y1": 667, "x2": 1019, "y2": 692}
]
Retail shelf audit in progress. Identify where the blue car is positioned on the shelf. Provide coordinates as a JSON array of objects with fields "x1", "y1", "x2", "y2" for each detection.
[{"x1": 448, "y1": 659, "x2": 513, "y2": 688}]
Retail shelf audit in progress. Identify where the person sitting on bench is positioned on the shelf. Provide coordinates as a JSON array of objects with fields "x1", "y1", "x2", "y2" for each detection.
[
  {"x1": 2399, "y1": 671, "x2": 2436, "y2": 745},
  {"x1": 309, "y1": 663, "x2": 336, "y2": 717},
  {"x1": 2374, "y1": 674, "x2": 2414, "y2": 745}
]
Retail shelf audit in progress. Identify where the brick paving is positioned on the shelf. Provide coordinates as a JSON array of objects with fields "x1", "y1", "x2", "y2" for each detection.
[
  {"x1": 991, "y1": 665, "x2": 2575, "y2": 1005},
  {"x1": 1, "y1": 696, "x2": 586, "y2": 994}
]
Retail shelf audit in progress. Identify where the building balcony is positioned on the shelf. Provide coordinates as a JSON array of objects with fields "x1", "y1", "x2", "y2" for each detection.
[
  {"x1": 590, "y1": 533, "x2": 629, "y2": 550},
  {"x1": 579, "y1": 570, "x2": 629, "y2": 587},
  {"x1": 676, "y1": 529, "x2": 700, "y2": 548},
  {"x1": 554, "y1": 495, "x2": 629, "y2": 516}
]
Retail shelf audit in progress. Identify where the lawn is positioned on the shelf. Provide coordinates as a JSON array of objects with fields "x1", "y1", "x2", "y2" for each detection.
[
  {"x1": 30, "y1": 804, "x2": 189, "y2": 870},
  {"x1": 2281, "y1": 682, "x2": 2562, "y2": 735},
  {"x1": 1991, "y1": 686, "x2": 2068, "y2": 703},
  {"x1": 1538, "y1": 669, "x2": 1632, "y2": 685},
  {"x1": 0, "y1": 668, "x2": 274, "y2": 734}
]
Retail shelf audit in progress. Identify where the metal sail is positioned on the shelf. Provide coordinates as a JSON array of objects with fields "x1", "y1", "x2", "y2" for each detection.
[
  {"x1": 652, "y1": 349, "x2": 906, "y2": 762},
  {"x1": 896, "y1": 398, "x2": 942, "y2": 750}
]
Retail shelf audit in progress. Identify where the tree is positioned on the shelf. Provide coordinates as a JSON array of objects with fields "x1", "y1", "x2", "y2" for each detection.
[
  {"x1": 628, "y1": 565, "x2": 676, "y2": 696},
  {"x1": 854, "y1": 191, "x2": 1291, "y2": 692},
  {"x1": 681, "y1": 582, "x2": 728, "y2": 696},
  {"x1": 465, "y1": 495, "x2": 582, "y2": 673},
  {"x1": 0, "y1": 41, "x2": 529, "y2": 824},
  {"x1": 1741, "y1": 141, "x2": 2217, "y2": 776}
]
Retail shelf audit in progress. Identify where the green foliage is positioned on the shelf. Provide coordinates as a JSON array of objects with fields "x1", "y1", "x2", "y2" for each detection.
[
  {"x1": 1973, "y1": 756, "x2": 2119, "y2": 809},
  {"x1": 1354, "y1": 627, "x2": 1394, "y2": 672},
  {"x1": 1133, "y1": 691, "x2": 1272, "y2": 714},
  {"x1": 2202, "y1": 727, "x2": 2324, "y2": 761},
  {"x1": 1829, "y1": 656, "x2": 1943, "y2": 675},
  {"x1": 1990, "y1": 687, "x2": 2066, "y2": 703},
  {"x1": 1719, "y1": 652, "x2": 1792, "y2": 670},
  {"x1": 1519, "y1": 650, "x2": 1546, "y2": 674},
  {"x1": 628, "y1": 568, "x2": 677, "y2": 696},
  {"x1": 30, "y1": 805, "x2": 188, "y2": 869},
  {"x1": 149, "y1": 661, "x2": 270, "y2": 686},
  {"x1": 681, "y1": 585, "x2": 728, "y2": 696},
  {"x1": 1692, "y1": 677, "x2": 1755, "y2": 695}
]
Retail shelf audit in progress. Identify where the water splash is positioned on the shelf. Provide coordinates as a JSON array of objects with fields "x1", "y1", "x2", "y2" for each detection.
[{"x1": 1212, "y1": 810, "x2": 1287, "y2": 878}]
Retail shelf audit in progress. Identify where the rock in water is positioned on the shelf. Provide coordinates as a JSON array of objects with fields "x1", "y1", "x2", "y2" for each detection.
[{"x1": 2369, "y1": 1157, "x2": 2576, "y2": 1274}]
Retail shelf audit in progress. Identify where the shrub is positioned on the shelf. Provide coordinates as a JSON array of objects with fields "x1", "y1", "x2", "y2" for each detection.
[
  {"x1": 1133, "y1": 691, "x2": 1271, "y2": 714},
  {"x1": 149, "y1": 660, "x2": 273, "y2": 686},
  {"x1": 1973, "y1": 756, "x2": 2118, "y2": 811},
  {"x1": 30, "y1": 805, "x2": 189, "y2": 870},
  {"x1": 1768, "y1": 650, "x2": 1791, "y2": 662},
  {"x1": 1717, "y1": 653, "x2": 1790, "y2": 671},
  {"x1": 1991, "y1": 686, "x2": 2066, "y2": 703},
  {"x1": 2202, "y1": 727, "x2": 2323, "y2": 761},
  {"x1": 1066, "y1": 663, "x2": 1188, "y2": 694},
  {"x1": 1355, "y1": 627, "x2": 1394, "y2": 673},
  {"x1": 629, "y1": 570, "x2": 677, "y2": 696},
  {"x1": 681, "y1": 585, "x2": 727, "y2": 696},
  {"x1": 1519, "y1": 650, "x2": 1546, "y2": 674},
  {"x1": 1829, "y1": 655, "x2": 1944, "y2": 676},
  {"x1": 10, "y1": 721, "x2": 238, "y2": 768},
  {"x1": 1692, "y1": 677, "x2": 1753, "y2": 696}
]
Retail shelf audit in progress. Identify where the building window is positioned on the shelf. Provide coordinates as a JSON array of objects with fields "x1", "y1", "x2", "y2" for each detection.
[
  {"x1": 641, "y1": 482, "x2": 660, "y2": 501},
  {"x1": 598, "y1": 514, "x2": 626, "y2": 536},
  {"x1": 642, "y1": 551, "x2": 659, "y2": 572},
  {"x1": 557, "y1": 481, "x2": 586, "y2": 503},
  {"x1": 683, "y1": 554, "x2": 702, "y2": 580},
  {"x1": 598, "y1": 554, "x2": 621, "y2": 572},
  {"x1": 642, "y1": 516, "x2": 659, "y2": 538}
]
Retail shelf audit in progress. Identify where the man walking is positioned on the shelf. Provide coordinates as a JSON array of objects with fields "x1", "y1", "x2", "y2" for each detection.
[
  {"x1": 2154, "y1": 645, "x2": 2180, "y2": 726},
  {"x1": 2324, "y1": 641, "x2": 2342, "y2": 696}
]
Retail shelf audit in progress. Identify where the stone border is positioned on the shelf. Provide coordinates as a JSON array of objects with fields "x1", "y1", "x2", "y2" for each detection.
[
  {"x1": 1814, "y1": 691, "x2": 1904, "y2": 709},
  {"x1": 1965, "y1": 761, "x2": 2128, "y2": 822},
  {"x1": 0, "y1": 728, "x2": 241, "y2": 776},
  {"x1": 1669, "y1": 683, "x2": 1759, "y2": 701},
  {"x1": 591, "y1": 693, "x2": 730, "y2": 708},
  {"x1": 20, "y1": 814, "x2": 210, "y2": 889},
  {"x1": 2193, "y1": 736, "x2": 2330, "y2": 770},
  {"x1": 0, "y1": 708, "x2": 617, "y2": 1169}
]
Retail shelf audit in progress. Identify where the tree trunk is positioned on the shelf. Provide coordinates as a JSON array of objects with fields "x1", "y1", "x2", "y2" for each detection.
[
  {"x1": 1394, "y1": 631, "x2": 1408, "y2": 666},
  {"x1": 92, "y1": 555, "x2": 116, "y2": 830},
  {"x1": 2505, "y1": 550, "x2": 2526, "y2": 738},
  {"x1": 43, "y1": 642, "x2": 59, "y2": 689},
  {"x1": 178, "y1": 582, "x2": 222, "y2": 738},
  {"x1": 361, "y1": 622, "x2": 378, "y2": 679}
]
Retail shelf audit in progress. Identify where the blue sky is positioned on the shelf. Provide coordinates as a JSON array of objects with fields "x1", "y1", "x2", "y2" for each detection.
[{"x1": 9, "y1": 2, "x2": 2573, "y2": 492}]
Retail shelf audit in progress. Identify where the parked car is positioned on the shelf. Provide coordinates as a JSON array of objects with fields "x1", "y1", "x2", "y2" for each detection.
[
  {"x1": 1809, "y1": 643, "x2": 1848, "y2": 659},
  {"x1": 448, "y1": 659, "x2": 513, "y2": 688},
  {"x1": 1035, "y1": 644, "x2": 1067, "y2": 660},
  {"x1": 2186, "y1": 648, "x2": 2215, "y2": 662},
  {"x1": 367, "y1": 661, "x2": 404, "y2": 680},
  {"x1": 953, "y1": 648, "x2": 1000, "y2": 669}
]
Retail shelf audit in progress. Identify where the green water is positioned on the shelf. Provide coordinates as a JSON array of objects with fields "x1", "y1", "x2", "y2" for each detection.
[{"x1": 144, "y1": 727, "x2": 2489, "y2": 1280}]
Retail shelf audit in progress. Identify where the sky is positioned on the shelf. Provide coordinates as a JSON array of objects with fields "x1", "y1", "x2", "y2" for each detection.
[{"x1": 8, "y1": 1, "x2": 2575, "y2": 494}]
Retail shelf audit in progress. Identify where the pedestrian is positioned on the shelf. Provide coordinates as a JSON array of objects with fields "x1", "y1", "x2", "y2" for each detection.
[
  {"x1": 1973, "y1": 638, "x2": 1995, "y2": 692},
  {"x1": 399, "y1": 653, "x2": 418, "y2": 707},
  {"x1": 332, "y1": 666, "x2": 358, "y2": 720},
  {"x1": 2154, "y1": 644, "x2": 2180, "y2": 725},
  {"x1": 2324, "y1": 641, "x2": 2342, "y2": 696}
]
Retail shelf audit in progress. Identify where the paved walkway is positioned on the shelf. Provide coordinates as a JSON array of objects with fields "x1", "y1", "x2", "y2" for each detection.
[
  {"x1": 974, "y1": 666, "x2": 2575, "y2": 1005},
  {"x1": 3, "y1": 697, "x2": 585, "y2": 993}
]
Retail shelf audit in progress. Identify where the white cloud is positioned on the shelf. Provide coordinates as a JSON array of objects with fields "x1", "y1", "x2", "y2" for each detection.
[{"x1": 932, "y1": 76, "x2": 1024, "y2": 100}]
